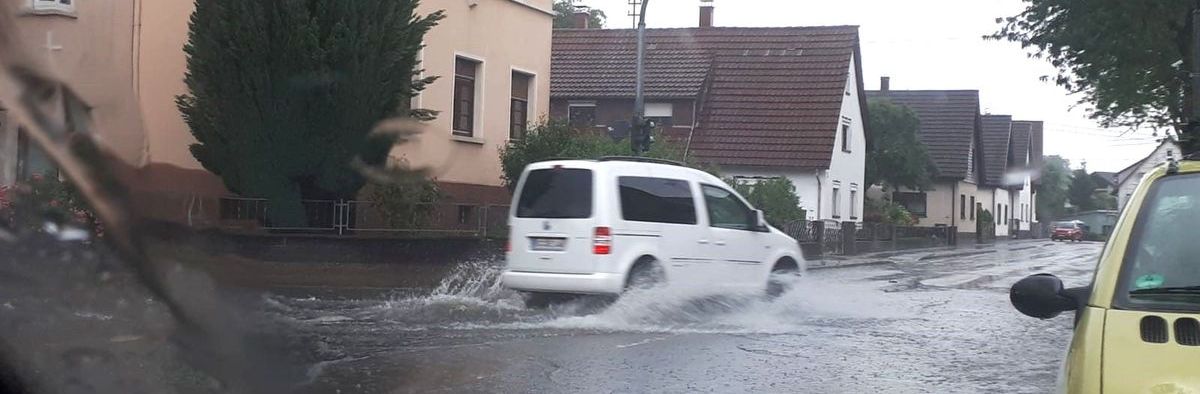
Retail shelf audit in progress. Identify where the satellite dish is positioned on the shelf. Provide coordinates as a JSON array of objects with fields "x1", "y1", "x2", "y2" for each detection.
[{"x1": 608, "y1": 120, "x2": 631, "y2": 141}]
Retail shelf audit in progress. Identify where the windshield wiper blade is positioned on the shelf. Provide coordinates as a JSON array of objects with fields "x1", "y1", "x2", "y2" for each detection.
[{"x1": 1131, "y1": 286, "x2": 1200, "y2": 295}]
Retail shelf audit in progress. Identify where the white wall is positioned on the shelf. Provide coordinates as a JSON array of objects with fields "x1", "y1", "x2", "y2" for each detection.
[
  {"x1": 1118, "y1": 141, "x2": 1181, "y2": 210},
  {"x1": 826, "y1": 54, "x2": 867, "y2": 223}
]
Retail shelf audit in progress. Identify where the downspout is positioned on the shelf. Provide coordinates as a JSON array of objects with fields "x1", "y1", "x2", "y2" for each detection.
[
  {"x1": 951, "y1": 182, "x2": 957, "y2": 228},
  {"x1": 816, "y1": 170, "x2": 823, "y2": 221},
  {"x1": 684, "y1": 99, "x2": 697, "y2": 159}
]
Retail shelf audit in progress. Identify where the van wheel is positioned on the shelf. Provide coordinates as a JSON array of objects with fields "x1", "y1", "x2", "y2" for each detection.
[
  {"x1": 624, "y1": 259, "x2": 665, "y2": 292},
  {"x1": 766, "y1": 258, "x2": 801, "y2": 299}
]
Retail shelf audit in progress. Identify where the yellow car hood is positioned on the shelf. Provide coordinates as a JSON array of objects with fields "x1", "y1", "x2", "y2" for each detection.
[{"x1": 1102, "y1": 310, "x2": 1200, "y2": 393}]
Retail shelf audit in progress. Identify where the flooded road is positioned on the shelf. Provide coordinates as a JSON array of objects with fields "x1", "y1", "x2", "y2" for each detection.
[{"x1": 261, "y1": 240, "x2": 1100, "y2": 393}]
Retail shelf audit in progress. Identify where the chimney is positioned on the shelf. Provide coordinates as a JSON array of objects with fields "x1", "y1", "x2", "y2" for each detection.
[
  {"x1": 572, "y1": 9, "x2": 590, "y2": 29},
  {"x1": 699, "y1": 0, "x2": 714, "y2": 28},
  {"x1": 880, "y1": 76, "x2": 891, "y2": 91}
]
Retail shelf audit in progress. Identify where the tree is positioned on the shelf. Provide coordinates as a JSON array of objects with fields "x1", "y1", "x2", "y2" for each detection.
[
  {"x1": 865, "y1": 99, "x2": 934, "y2": 191},
  {"x1": 730, "y1": 178, "x2": 806, "y2": 227},
  {"x1": 1068, "y1": 169, "x2": 1099, "y2": 212},
  {"x1": 178, "y1": 1, "x2": 444, "y2": 226},
  {"x1": 989, "y1": 1, "x2": 1197, "y2": 153},
  {"x1": 1037, "y1": 156, "x2": 1072, "y2": 220},
  {"x1": 553, "y1": 0, "x2": 606, "y2": 28},
  {"x1": 499, "y1": 120, "x2": 702, "y2": 190}
]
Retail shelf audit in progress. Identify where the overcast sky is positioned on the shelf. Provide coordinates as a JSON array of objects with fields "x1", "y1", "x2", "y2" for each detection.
[{"x1": 580, "y1": 0, "x2": 1163, "y2": 172}]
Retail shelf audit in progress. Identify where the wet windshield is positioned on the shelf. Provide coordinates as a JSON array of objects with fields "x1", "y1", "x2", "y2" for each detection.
[
  {"x1": 1120, "y1": 173, "x2": 1200, "y2": 310},
  {"x1": 0, "y1": 0, "x2": 1197, "y2": 392}
]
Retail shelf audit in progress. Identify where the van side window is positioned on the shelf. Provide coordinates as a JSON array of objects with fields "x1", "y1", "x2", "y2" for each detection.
[
  {"x1": 618, "y1": 177, "x2": 697, "y2": 224},
  {"x1": 701, "y1": 184, "x2": 754, "y2": 230}
]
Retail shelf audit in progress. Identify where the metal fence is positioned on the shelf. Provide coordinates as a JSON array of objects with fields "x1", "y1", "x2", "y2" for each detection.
[{"x1": 217, "y1": 197, "x2": 510, "y2": 238}]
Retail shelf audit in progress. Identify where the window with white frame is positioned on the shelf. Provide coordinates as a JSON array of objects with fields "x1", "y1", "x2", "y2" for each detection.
[
  {"x1": 645, "y1": 102, "x2": 673, "y2": 127},
  {"x1": 567, "y1": 102, "x2": 596, "y2": 128},
  {"x1": 831, "y1": 186, "x2": 841, "y2": 218},
  {"x1": 31, "y1": 0, "x2": 74, "y2": 13}
]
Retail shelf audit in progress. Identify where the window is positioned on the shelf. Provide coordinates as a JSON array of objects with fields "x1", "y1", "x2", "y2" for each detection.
[
  {"x1": 849, "y1": 189, "x2": 858, "y2": 219},
  {"x1": 960, "y1": 194, "x2": 966, "y2": 220},
  {"x1": 832, "y1": 187, "x2": 841, "y2": 218},
  {"x1": 567, "y1": 103, "x2": 596, "y2": 128},
  {"x1": 841, "y1": 124, "x2": 851, "y2": 152},
  {"x1": 701, "y1": 184, "x2": 755, "y2": 230},
  {"x1": 969, "y1": 196, "x2": 976, "y2": 220},
  {"x1": 510, "y1": 72, "x2": 532, "y2": 140},
  {"x1": 516, "y1": 168, "x2": 593, "y2": 219},
  {"x1": 1004, "y1": 204, "x2": 1009, "y2": 223},
  {"x1": 31, "y1": 0, "x2": 73, "y2": 13},
  {"x1": 1114, "y1": 173, "x2": 1200, "y2": 312},
  {"x1": 645, "y1": 102, "x2": 673, "y2": 128},
  {"x1": 996, "y1": 204, "x2": 1001, "y2": 225},
  {"x1": 892, "y1": 192, "x2": 927, "y2": 217},
  {"x1": 16, "y1": 127, "x2": 56, "y2": 181},
  {"x1": 618, "y1": 177, "x2": 697, "y2": 225},
  {"x1": 453, "y1": 57, "x2": 479, "y2": 136},
  {"x1": 457, "y1": 205, "x2": 475, "y2": 225}
]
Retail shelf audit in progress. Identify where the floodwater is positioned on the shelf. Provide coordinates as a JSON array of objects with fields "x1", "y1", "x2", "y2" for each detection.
[{"x1": 255, "y1": 240, "x2": 1100, "y2": 393}]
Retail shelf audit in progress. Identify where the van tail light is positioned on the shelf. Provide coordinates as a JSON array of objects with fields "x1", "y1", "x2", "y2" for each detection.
[
  {"x1": 593, "y1": 226, "x2": 612, "y2": 255},
  {"x1": 505, "y1": 226, "x2": 512, "y2": 252}
]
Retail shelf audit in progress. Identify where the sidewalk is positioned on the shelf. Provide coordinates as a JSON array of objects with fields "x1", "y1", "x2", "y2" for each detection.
[{"x1": 807, "y1": 238, "x2": 1052, "y2": 270}]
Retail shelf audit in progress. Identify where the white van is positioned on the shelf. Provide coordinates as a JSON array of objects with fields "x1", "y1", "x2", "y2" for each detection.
[{"x1": 501, "y1": 157, "x2": 805, "y2": 306}]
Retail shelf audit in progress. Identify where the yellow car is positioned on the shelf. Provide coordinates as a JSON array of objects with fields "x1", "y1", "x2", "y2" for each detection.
[{"x1": 1011, "y1": 159, "x2": 1200, "y2": 394}]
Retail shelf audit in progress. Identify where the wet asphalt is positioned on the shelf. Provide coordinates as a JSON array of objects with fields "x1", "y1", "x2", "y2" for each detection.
[{"x1": 263, "y1": 240, "x2": 1102, "y2": 394}]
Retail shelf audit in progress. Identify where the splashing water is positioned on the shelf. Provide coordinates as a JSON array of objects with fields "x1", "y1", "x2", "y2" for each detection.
[{"x1": 331, "y1": 260, "x2": 919, "y2": 334}]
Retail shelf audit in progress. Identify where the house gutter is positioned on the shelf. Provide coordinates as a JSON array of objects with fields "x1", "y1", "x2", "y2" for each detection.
[
  {"x1": 816, "y1": 170, "x2": 824, "y2": 221},
  {"x1": 951, "y1": 181, "x2": 957, "y2": 228}
]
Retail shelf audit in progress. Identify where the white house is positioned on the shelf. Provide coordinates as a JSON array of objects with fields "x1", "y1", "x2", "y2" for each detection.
[
  {"x1": 550, "y1": 14, "x2": 868, "y2": 224},
  {"x1": 1115, "y1": 138, "x2": 1182, "y2": 210}
]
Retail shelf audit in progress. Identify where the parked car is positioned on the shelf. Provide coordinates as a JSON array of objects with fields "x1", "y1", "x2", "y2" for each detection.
[
  {"x1": 1009, "y1": 160, "x2": 1200, "y2": 393},
  {"x1": 501, "y1": 157, "x2": 805, "y2": 307},
  {"x1": 1051, "y1": 221, "x2": 1086, "y2": 242}
]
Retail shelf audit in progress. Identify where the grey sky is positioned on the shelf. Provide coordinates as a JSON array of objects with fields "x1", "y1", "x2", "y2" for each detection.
[{"x1": 581, "y1": 0, "x2": 1162, "y2": 172}]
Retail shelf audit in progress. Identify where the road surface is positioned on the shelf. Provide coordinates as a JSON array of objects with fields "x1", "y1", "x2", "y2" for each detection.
[{"x1": 264, "y1": 240, "x2": 1101, "y2": 393}]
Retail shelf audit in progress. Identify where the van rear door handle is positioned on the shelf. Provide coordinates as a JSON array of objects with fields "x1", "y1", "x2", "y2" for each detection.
[
  {"x1": 714, "y1": 240, "x2": 726, "y2": 246},
  {"x1": 697, "y1": 239, "x2": 709, "y2": 244}
]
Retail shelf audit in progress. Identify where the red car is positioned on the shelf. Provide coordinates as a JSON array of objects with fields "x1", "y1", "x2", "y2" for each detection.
[{"x1": 1051, "y1": 221, "x2": 1085, "y2": 242}]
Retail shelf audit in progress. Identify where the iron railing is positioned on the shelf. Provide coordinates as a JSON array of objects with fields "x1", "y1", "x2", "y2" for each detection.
[{"x1": 217, "y1": 197, "x2": 510, "y2": 238}]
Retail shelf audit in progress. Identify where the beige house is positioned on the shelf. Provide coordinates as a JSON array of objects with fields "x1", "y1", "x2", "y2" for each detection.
[
  {"x1": 0, "y1": 0, "x2": 145, "y2": 185},
  {"x1": 136, "y1": 0, "x2": 552, "y2": 205}
]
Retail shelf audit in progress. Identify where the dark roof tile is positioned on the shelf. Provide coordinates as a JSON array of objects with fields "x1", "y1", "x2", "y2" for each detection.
[
  {"x1": 865, "y1": 90, "x2": 981, "y2": 179},
  {"x1": 552, "y1": 26, "x2": 861, "y2": 169},
  {"x1": 980, "y1": 115, "x2": 1012, "y2": 187}
]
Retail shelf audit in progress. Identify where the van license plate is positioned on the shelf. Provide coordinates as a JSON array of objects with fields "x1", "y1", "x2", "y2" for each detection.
[{"x1": 530, "y1": 237, "x2": 567, "y2": 251}]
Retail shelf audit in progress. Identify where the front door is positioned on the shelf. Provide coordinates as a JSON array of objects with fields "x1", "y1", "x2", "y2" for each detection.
[{"x1": 700, "y1": 184, "x2": 767, "y2": 288}]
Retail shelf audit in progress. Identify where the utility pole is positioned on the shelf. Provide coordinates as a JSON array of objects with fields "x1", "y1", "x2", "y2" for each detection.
[
  {"x1": 631, "y1": 0, "x2": 650, "y2": 155},
  {"x1": 1188, "y1": 3, "x2": 1200, "y2": 155}
]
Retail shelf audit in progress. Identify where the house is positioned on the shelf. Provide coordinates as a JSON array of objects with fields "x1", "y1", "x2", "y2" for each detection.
[
  {"x1": 0, "y1": 0, "x2": 144, "y2": 186},
  {"x1": 865, "y1": 85, "x2": 985, "y2": 237},
  {"x1": 1006, "y1": 120, "x2": 1040, "y2": 237},
  {"x1": 133, "y1": 0, "x2": 554, "y2": 213},
  {"x1": 979, "y1": 114, "x2": 1015, "y2": 237},
  {"x1": 1114, "y1": 137, "x2": 1182, "y2": 210},
  {"x1": 551, "y1": 3, "x2": 868, "y2": 224}
]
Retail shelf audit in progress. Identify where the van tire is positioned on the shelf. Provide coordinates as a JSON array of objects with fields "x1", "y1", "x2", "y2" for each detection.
[
  {"x1": 624, "y1": 258, "x2": 665, "y2": 292},
  {"x1": 766, "y1": 258, "x2": 801, "y2": 299}
]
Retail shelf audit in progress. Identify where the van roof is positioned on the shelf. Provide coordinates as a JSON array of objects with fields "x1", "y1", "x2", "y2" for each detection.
[{"x1": 527, "y1": 158, "x2": 723, "y2": 184}]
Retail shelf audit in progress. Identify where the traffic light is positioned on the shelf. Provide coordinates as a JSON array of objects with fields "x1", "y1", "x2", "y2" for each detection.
[{"x1": 630, "y1": 116, "x2": 656, "y2": 155}]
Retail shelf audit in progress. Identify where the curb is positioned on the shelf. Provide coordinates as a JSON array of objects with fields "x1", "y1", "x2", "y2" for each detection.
[{"x1": 808, "y1": 260, "x2": 896, "y2": 270}]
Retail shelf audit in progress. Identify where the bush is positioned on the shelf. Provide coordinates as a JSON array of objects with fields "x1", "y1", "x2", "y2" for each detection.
[
  {"x1": 864, "y1": 198, "x2": 917, "y2": 226},
  {"x1": 976, "y1": 209, "x2": 994, "y2": 234},
  {"x1": 0, "y1": 173, "x2": 102, "y2": 236},
  {"x1": 499, "y1": 119, "x2": 710, "y2": 190},
  {"x1": 727, "y1": 177, "x2": 806, "y2": 227},
  {"x1": 366, "y1": 178, "x2": 443, "y2": 229}
]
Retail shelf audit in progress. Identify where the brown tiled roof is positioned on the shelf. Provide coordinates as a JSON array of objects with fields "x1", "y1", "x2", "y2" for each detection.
[
  {"x1": 865, "y1": 90, "x2": 980, "y2": 179},
  {"x1": 1009, "y1": 122, "x2": 1033, "y2": 169},
  {"x1": 980, "y1": 115, "x2": 1012, "y2": 187},
  {"x1": 552, "y1": 26, "x2": 864, "y2": 169}
]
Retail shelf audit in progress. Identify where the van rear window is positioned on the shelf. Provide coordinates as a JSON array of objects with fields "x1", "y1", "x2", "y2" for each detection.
[{"x1": 516, "y1": 168, "x2": 593, "y2": 219}]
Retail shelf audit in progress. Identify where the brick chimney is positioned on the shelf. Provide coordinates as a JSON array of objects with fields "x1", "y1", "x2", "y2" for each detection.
[
  {"x1": 699, "y1": 0, "x2": 714, "y2": 28},
  {"x1": 573, "y1": 10, "x2": 590, "y2": 29},
  {"x1": 880, "y1": 76, "x2": 891, "y2": 91}
]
